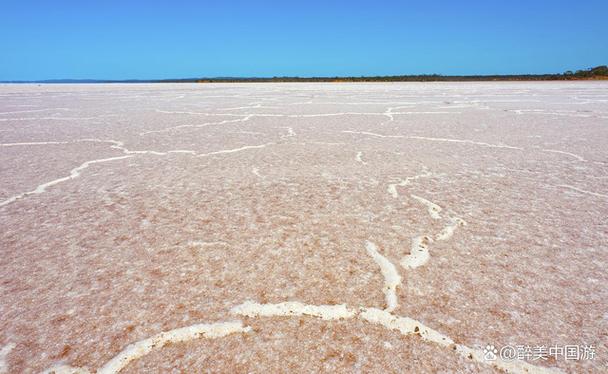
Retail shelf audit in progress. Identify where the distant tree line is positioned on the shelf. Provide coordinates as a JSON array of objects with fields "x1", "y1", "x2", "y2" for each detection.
[
  {"x1": 183, "y1": 65, "x2": 608, "y2": 83},
  {"x1": 563, "y1": 65, "x2": 608, "y2": 78},
  {"x1": 4, "y1": 66, "x2": 606, "y2": 84}
]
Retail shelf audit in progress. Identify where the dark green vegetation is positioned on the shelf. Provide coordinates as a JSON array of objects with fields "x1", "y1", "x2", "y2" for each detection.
[
  {"x1": 193, "y1": 66, "x2": 608, "y2": 82},
  {"x1": 3, "y1": 66, "x2": 606, "y2": 83},
  {"x1": 563, "y1": 65, "x2": 608, "y2": 78}
]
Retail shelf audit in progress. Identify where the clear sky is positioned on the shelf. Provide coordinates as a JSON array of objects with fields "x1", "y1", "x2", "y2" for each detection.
[{"x1": 1, "y1": 0, "x2": 607, "y2": 80}]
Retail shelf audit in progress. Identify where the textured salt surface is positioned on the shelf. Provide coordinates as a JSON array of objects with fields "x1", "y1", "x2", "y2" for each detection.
[{"x1": 1, "y1": 82, "x2": 607, "y2": 373}]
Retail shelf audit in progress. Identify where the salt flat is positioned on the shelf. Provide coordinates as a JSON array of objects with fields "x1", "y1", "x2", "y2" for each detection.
[{"x1": 0, "y1": 82, "x2": 607, "y2": 373}]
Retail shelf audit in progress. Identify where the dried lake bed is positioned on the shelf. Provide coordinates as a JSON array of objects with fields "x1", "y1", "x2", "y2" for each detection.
[{"x1": 0, "y1": 82, "x2": 607, "y2": 373}]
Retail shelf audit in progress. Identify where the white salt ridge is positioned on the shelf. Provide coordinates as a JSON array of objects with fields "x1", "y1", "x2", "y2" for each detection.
[
  {"x1": 436, "y1": 217, "x2": 467, "y2": 241},
  {"x1": 410, "y1": 194, "x2": 442, "y2": 219},
  {"x1": 42, "y1": 322, "x2": 251, "y2": 374},
  {"x1": 0, "y1": 155, "x2": 132, "y2": 208},
  {"x1": 141, "y1": 115, "x2": 254, "y2": 135},
  {"x1": 364, "y1": 241, "x2": 401, "y2": 312},
  {"x1": 98, "y1": 322, "x2": 250, "y2": 374},
  {"x1": 392, "y1": 187, "x2": 467, "y2": 268},
  {"x1": 231, "y1": 302, "x2": 562, "y2": 374},
  {"x1": 197, "y1": 143, "x2": 273, "y2": 157},
  {"x1": 542, "y1": 149, "x2": 586, "y2": 162},
  {"x1": 360, "y1": 308, "x2": 454, "y2": 347},
  {"x1": 387, "y1": 169, "x2": 433, "y2": 198},
  {"x1": 343, "y1": 130, "x2": 403, "y2": 139},
  {"x1": 231, "y1": 300, "x2": 356, "y2": 320},
  {"x1": 187, "y1": 240, "x2": 229, "y2": 247},
  {"x1": 0, "y1": 108, "x2": 69, "y2": 115},
  {"x1": 154, "y1": 109, "x2": 233, "y2": 116},
  {"x1": 1, "y1": 141, "x2": 73, "y2": 147},
  {"x1": 146, "y1": 111, "x2": 463, "y2": 137},
  {"x1": 401, "y1": 236, "x2": 432, "y2": 269},
  {"x1": 0, "y1": 116, "x2": 108, "y2": 122},
  {"x1": 557, "y1": 184, "x2": 608, "y2": 199},
  {"x1": 511, "y1": 108, "x2": 606, "y2": 119},
  {"x1": 123, "y1": 149, "x2": 196, "y2": 156},
  {"x1": 1, "y1": 138, "x2": 123, "y2": 148},
  {"x1": 1, "y1": 138, "x2": 195, "y2": 157},
  {"x1": 383, "y1": 107, "x2": 394, "y2": 122},
  {"x1": 218, "y1": 103, "x2": 263, "y2": 111},
  {"x1": 108, "y1": 138, "x2": 270, "y2": 159},
  {"x1": 407, "y1": 135, "x2": 522, "y2": 150},
  {"x1": 0, "y1": 343, "x2": 15, "y2": 374},
  {"x1": 342, "y1": 130, "x2": 522, "y2": 149},
  {"x1": 0, "y1": 138, "x2": 274, "y2": 208}
]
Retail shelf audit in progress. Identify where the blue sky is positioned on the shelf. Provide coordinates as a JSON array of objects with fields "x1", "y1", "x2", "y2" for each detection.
[{"x1": 1, "y1": 0, "x2": 607, "y2": 80}]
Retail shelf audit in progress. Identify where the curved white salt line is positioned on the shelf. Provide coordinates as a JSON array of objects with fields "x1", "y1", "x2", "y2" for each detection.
[
  {"x1": 410, "y1": 194, "x2": 442, "y2": 220},
  {"x1": 98, "y1": 321, "x2": 250, "y2": 374},
  {"x1": 360, "y1": 308, "x2": 453, "y2": 347},
  {"x1": 387, "y1": 170, "x2": 433, "y2": 198},
  {"x1": 197, "y1": 143, "x2": 273, "y2": 157},
  {"x1": 392, "y1": 111, "x2": 459, "y2": 115},
  {"x1": 288, "y1": 112, "x2": 399, "y2": 118},
  {"x1": 148, "y1": 112, "x2": 452, "y2": 136},
  {"x1": 557, "y1": 184, "x2": 608, "y2": 199},
  {"x1": 401, "y1": 236, "x2": 432, "y2": 269},
  {"x1": 309, "y1": 142, "x2": 345, "y2": 146},
  {"x1": 156, "y1": 111, "x2": 419, "y2": 120},
  {"x1": 343, "y1": 130, "x2": 404, "y2": 139},
  {"x1": 364, "y1": 241, "x2": 401, "y2": 312},
  {"x1": 122, "y1": 149, "x2": 196, "y2": 156},
  {"x1": 1, "y1": 137, "x2": 195, "y2": 156},
  {"x1": 0, "y1": 139, "x2": 120, "y2": 148},
  {"x1": 361, "y1": 308, "x2": 562, "y2": 374},
  {"x1": 406, "y1": 136, "x2": 522, "y2": 150},
  {"x1": 140, "y1": 116, "x2": 252, "y2": 135},
  {"x1": 1, "y1": 137, "x2": 272, "y2": 207},
  {"x1": 0, "y1": 155, "x2": 132, "y2": 208},
  {"x1": 231, "y1": 301, "x2": 356, "y2": 320},
  {"x1": 154, "y1": 109, "x2": 234, "y2": 116},
  {"x1": 0, "y1": 116, "x2": 114, "y2": 122},
  {"x1": 1, "y1": 141, "x2": 73, "y2": 147},
  {"x1": 542, "y1": 149, "x2": 586, "y2": 162},
  {"x1": 187, "y1": 240, "x2": 229, "y2": 247},
  {"x1": 0, "y1": 343, "x2": 15, "y2": 374},
  {"x1": 342, "y1": 130, "x2": 522, "y2": 149},
  {"x1": 435, "y1": 217, "x2": 467, "y2": 241},
  {"x1": 232, "y1": 302, "x2": 562, "y2": 374},
  {"x1": 218, "y1": 104, "x2": 262, "y2": 111},
  {"x1": 110, "y1": 137, "x2": 269, "y2": 159},
  {"x1": 232, "y1": 131, "x2": 264, "y2": 136},
  {"x1": 403, "y1": 197, "x2": 466, "y2": 267},
  {"x1": 0, "y1": 108, "x2": 69, "y2": 115},
  {"x1": 510, "y1": 109, "x2": 605, "y2": 119},
  {"x1": 42, "y1": 322, "x2": 250, "y2": 374}
]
